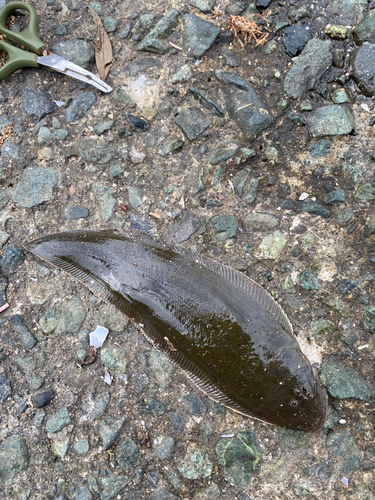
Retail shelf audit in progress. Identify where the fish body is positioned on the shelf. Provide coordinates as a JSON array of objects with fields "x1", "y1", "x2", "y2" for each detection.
[{"x1": 25, "y1": 229, "x2": 327, "y2": 431}]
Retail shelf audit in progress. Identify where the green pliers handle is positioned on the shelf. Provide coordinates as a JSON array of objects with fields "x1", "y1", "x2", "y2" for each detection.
[{"x1": 0, "y1": 1, "x2": 44, "y2": 79}]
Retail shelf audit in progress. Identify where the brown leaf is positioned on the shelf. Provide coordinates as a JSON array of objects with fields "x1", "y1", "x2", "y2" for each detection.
[{"x1": 89, "y1": 7, "x2": 112, "y2": 81}]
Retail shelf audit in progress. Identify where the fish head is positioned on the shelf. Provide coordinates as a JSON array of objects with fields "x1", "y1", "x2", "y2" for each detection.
[{"x1": 263, "y1": 345, "x2": 327, "y2": 432}]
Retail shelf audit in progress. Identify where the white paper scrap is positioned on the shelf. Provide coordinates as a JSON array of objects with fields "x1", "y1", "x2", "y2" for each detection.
[{"x1": 89, "y1": 325, "x2": 109, "y2": 348}]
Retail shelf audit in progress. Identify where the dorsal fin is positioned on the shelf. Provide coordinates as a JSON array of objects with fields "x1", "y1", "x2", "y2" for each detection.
[{"x1": 174, "y1": 248, "x2": 294, "y2": 337}]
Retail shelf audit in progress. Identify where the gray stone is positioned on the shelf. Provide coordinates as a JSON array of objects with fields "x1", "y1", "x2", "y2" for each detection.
[
  {"x1": 65, "y1": 92, "x2": 97, "y2": 122},
  {"x1": 75, "y1": 486, "x2": 92, "y2": 500},
  {"x1": 353, "y1": 8, "x2": 375, "y2": 43},
  {"x1": 163, "y1": 213, "x2": 201, "y2": 244},
  {"x1": 296, "y1": 200, "x2": 331, "y2": 218},
  {"x1": 9, "y1": 315, "x2": 37, "y2": 349},
  {"x1": 136, "y1": 9, "x2": 179, "y2": 54},
  {"x1": 215, "y1": 69, "x2": 274, "y2": 141},
  {"x1": 288, "y1": 4, "x2": 311, "y2": 21},
  {"x1": 0, "y1": 435, "x2": 29, "y2": 483},
  {"x1": 51, "y1": 40, "x2": 95, "y2": 69},
  {"x1": 1, "y1": 245, "x2": 25, "y2": 270},
  {"x1": 243, "y1": 212, "x2": 280, "y2": 232},
  {"x1": 93, "y1": 118, "x2": 114, "y2": 136},
  {"x1": 0, "y1": 372, "x2": 11, "y2": 403},
  {"x1": 182, "y1": 395, "x2": 207, "y2": 416},
  {"x1": 1, "y1": 141, "x2": 21, "y2": 160},
  {"x1": 129, "y1": 57, "x2": 162, "y2": 77},
  {"x1": 79, "y1": 139, "x2": 115, "y2": 164},
  {"x1": 365, "y1": 209, "x2": 375, "y2": 236},
  {"x1": 324, "y1": 189, "x2": 345, "y2": 204},
  {"x1": 139, "y1": 397, "x2": 166, "y2": 416},
  {"x1": 46, "y1": 406, "x2": 71, "y2": 433},
  {"x1": 283, "y1": 25, "x2": 311, "y2": 57},
  {"x1": 73, "y1": 438, "x2": 89, "y2": 455},
  {"x1": 327, "y1": 0, "x2": 367, "y2": 25},
  {"x1": 39, "y1": 296, "x2": 86, "y2": 335},
  {"x1": 337, "y1": 279, "x2": 359, "y2": 294},
  {"x1": 117, "y1": 438, "x2": 139, "y2": 472},
  {"x1": 320, "y1": 360, "x2": 375, "y2": 401},
  {"x1": 86, "y1": 392, "x2": 111, "y2": 420},
  {"x1": 177, "y1": 449, "x2": 213, "y2": 479},
  {"x1": 63, "y1": 204, "x2": 89, "y2": 220},
  {"x1": 92, "y1": 182, "x2": 116, "y2": 222},
  {"x1": 174, "y1": 107, "x2": 211, "y2": 141},
  {"x1": 119, "y1": 21, "x2": 133, "y2": 39},
  {"x1": 54, "y1": 129, "x2": 68, "y2": 140},
  {"x1": 154, "y1": 436, "x2": 175, "y2": 460},
  {"x1": 189, "y1": 0, "x2": 215, "y2": 12},
  {"x1": 307, "y1": 105, "x2": 354, "y2": 137},
  {"x1": 210, "y1": 214, "x2": 238, "y2": 241},
  {"x1": 103, "y1": 17, "x2": 117, "y2": 32},
  {"x1": 364, "y1": 305, "x2": 375, "y2": 332},
  {"x1": 12, "y1": 168, "x2": 58, "y2": 208},
  {"x1": 189, "y1": 87, "x2": 224, "y2": 117},
  {"x1": 342, "y1": 163, "x2": 362, "y2": 188},
  {"x1": 139, "y1": 14, "x2": 155, "y2": 30},
  {"x1": 31, "y1": 389, "x2": 54, "y2": 408},
  {"x1": 99, "y1": 416, "x2": 125, "y2": 450},
  {"x1": 37, "y1": 126, "x2": 52, "y2": 144},
  {"x1": 22, "y1": 89, "x2": 57, "y2": 121},
  {"x1": 351, "y1": 45, "x2": 375, "y2": 97},
  {"x1": 284, "y1": 39, "x2": 333, "y2": 99},
  {"x1": 182, "y1": 14, "x2": 220, "y2": 58}
]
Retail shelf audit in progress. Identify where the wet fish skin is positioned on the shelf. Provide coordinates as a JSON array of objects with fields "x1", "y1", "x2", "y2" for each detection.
[{"x1": 24, "y1": 229, "x2": 327, "y2": 432}]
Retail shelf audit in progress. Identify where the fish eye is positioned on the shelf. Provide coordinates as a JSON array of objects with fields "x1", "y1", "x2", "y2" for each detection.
[
  {"x1": 301, "y1": 386, "x2": 312, "y2": 399},
  {"x1": 289, "y1": 399, "x2": 299, "y2": 407}
]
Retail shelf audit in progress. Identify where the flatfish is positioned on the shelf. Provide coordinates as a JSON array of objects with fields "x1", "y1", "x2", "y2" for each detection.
[{"x1": 24, "y1": 229, "x2": 327, "y2": 431}]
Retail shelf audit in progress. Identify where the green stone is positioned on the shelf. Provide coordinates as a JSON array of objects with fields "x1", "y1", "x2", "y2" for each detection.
[
  {"x1": 0, "y1": 435, "x2": 29, "y2": 483},
  {"x1": 353, "y1": 182, "x2": 374, "y2": 202},
  {"x1": 177, "y1": 449, "x2": 213, "y2": 479},
  {"x1": 365, "y1": 209, "x2": 375, "y2": 236},
  {"x1": 95, "y1": 305, "x2": 129, "y2": 331},
  {"x1": 335, "y1": 207, "x2": 353, "y2": 227},
  {"x1": 299, "y1": 270, "x2": 321, "y2": 290},
  {"x1": 341, "y1": 331, "x2": 356, "y2": 347},
  {"x1": 277, "y1": 99, "x2": 289, "y2": 111},
  {"x1": 149, "y1": 348, "x2": 175, "y2": 386},
  {"x1": 103, "y1": 17, "x2": 118, "y2": 33},
  {"x1": 136, "y1": 9, "x2": 179, "y2": 54},
  {"x1": 117, "y1": 438, "x2": 139, "y2": 472},
  {"x1": 307, "y1": 105, "x2": 355, "y2": 137},
  {"x1": 27, "y1": 375, "x2": 44, "y2": 390},
  {"x1": 14, "y1": 356, "x2": 36, "y2": 373},
  {"x1": 154, "y1": 436, "x2": 175, "y2": 460},
  {"x1": 99, "y1": 416, "x2": 125, "y2": 451},
  {"x1": 100, "y1": 476, "x2": 130, "y2": 500},
  {"x1": 330, "y1": 88, "x2": 351, "y2": 104},
  {"x1": 186, "y1": 166, "x2": 204, "y2": 196},
  {"x1": 320, "y1": 360, "x2": 375, "y2": 401},
  {"x1": 110, "y1": 163, "x2": 123, "y2": 178},
  {"x1": 326, "y1": 429, "x2": 360, "y2": 477},
  {"x1": 324, "y1": 25, "x2": 348, "y2": 39},
  {"x1": 255, "y1": 231, "x2": 287, "y2": 260},
  {"x1": 299, "y1": 100, "x2": 313, "y2": 112},
  {"x1": 127, "y1": 186, "x2": 143, "y2": 208},
  {"x1": 245, "y1": 178, "x2": 259, "y2": 203},
  {"x1": 159, "y1": 139, "x2": 184, "y2": 156},
  {"x1": 209, "y1": 145, "x2": 239, "y2": 165},
  {"x1": 342, "y1": 163, "x2": 362, "y2": 188},
  {"x1": 210, "y1": 214, "x2": 238, "y2": 242},
  {"x1": 101, "y1": 345, "x2": 127, "y2": 374},
  {"x1": 239, "y1": 148, "x2": 255, "y2": 158},
  {"x1": 282, "y1": 276, "x2": 295, "y2": 294},
  {"x1": 46, "y1": 407, "x2": 71, "y2": 433},
  {"x1": 93, "y1": 118, "x2": 114, "y2": 136},
  {"x1": 310, "y1": 319, "x2": 336, "y2": 337},
  {"x1": 324, "y1": 296, "x2": 346, "y2": 315},
  {"x1": 364, "y1": 306, "x2": 375, "y2": 332},
  {"x1": 113, "y1": 88, "x2": 136, "y2": 108},
  {"x1": 92, "y1": 182, "x2": 116, "y2": 222},
  {"x1": 232, "y1": 167, "x2": 251, "y2": 197},
  {"x1": 215, "y1": 432, "x2": 261, "y2": 487},
  {"x1": 171, "y1": 64, "x2": 193, "y2": 84},
  {"x1": 261, "y1": 40, "x2": 277, "y2": 54},
  {"x1": 39, "y1": 296, "x2": 86, "y2": 335}
]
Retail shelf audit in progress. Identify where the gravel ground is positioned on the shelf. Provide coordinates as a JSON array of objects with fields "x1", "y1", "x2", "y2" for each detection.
[{"x1": 1, "y1": 0, "x2": 375, "y2": 499}]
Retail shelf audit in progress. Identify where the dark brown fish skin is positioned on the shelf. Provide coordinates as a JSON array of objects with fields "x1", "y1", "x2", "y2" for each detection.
[{"x1": 24, "y1": 230, "x2": 327, "y2": 432}]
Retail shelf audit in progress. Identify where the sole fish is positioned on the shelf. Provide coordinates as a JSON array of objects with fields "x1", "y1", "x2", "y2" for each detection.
[{"x1": 24, "y1": 229, "x2": 327, "y2": 431}]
